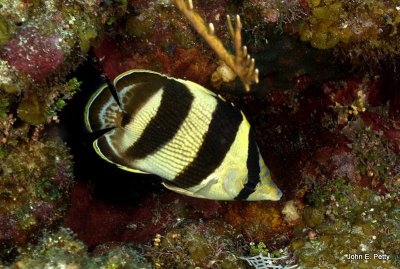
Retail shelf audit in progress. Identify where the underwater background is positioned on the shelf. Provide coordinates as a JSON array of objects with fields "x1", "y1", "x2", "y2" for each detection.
[{"x1": 0, "y1": 0, "x2": 399, "y2": 268}]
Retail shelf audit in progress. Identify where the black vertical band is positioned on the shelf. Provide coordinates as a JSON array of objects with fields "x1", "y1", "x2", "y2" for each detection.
[
  {"x1": 126, "y1": 79, "x2": 194, "y2": 160},
  {"x1": 235, "y1": 128, "x2": 260, "y2": 200},
  {"x1": 172, "y1": 99, "x2": 243, "y2": 189}
]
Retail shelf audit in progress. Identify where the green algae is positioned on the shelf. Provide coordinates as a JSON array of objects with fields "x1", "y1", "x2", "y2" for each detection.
[
  {"x1": 149, "y1": 222, "x2": 247, "y2": 268},
  {"x1": 297, "y1": 0, "x2": 400, "y2": 66},
  {"x1": 249, "y1": 241, "x2": 270, "y2": 256},
  {"x1": 66, "y1": 78, "x2": 81, "y2": 93},
  {"x1": 79, "y1": 25, "x2": 98, "y2": 53},
  {"x1": 4, "y1": 228, "x2": 151, "y2": 269},
  {"x1": 1, "y1": 0, "x2": 102, "y2": 125},
  {"x1": 343, "y1": 118, "x2": 400, "y2": 191},
  {"x1": 186, "y1": 234, "x2": 213, "y2": 264},
  {"x1": 95, "y1": 244, "x2": 151, "y2": 269},
  {"x1": 0, "y1": 98, "x2": 9, "y2": 118},
  {"x1": 0, "y1": 145, "x2": 6, "y2": 158},
  {"x1": 293, "y1": 183, "x2": 400, "y2": 268},
  {"x1": 126, "y1": 15, "x2": 155, "y2": 39},
  {"x1": 303, "y1": 207, "x2": 325, "y2": 228},
  {"x1": 17, "y1": 93, "x2": 48, "y2": 125},
  {"x1": 0, "y1": 137, "x2": 74, "y2": 260},
  {"x1": 299, "y1": 1, "x2": 344, "y2": 49},
  {"x1": 0, "y1": 15, "x2": 12, "y2": 46}
]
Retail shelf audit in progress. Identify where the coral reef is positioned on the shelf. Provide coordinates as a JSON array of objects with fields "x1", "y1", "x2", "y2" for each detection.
[
  {"x1": 65, "y1": 182, "x2": 181, "y2": 248},
  {"x1": 297, "y1": 0, "x2": 400, "y2": 67},
  {"x1": 1, "y1": 1, "x2": 400, "y2": 268},
  {"x1": 224, "y1": 202, "x2": 289, "y2": 244},
  {"x1": 0, "y1": 136, "x2": 74, "y2": 261},
  {"x1": 147, "y1": 221, "x2": 247, "y2": 269},
  {"x1": 241, "y1": 0, "x2": 306, "y2": 28},
  {"x1": 174, "y1": 0, "x2": 259, "y2": 91},
  {"x1": 292, "y1": 184, "x2": 399, "y2": 268},
  {"x1": 3, "y1": 227, "x2": 151, "y2": 269},
  {"x1": 0, "y1": 0, "x2": 123, "y2": 260},
  {"x1": 0, "y1": 0, "x2": 123, "y2": 125},
  {"x1": 93, "y1": 0, "x2": 229, "y2": 86}
]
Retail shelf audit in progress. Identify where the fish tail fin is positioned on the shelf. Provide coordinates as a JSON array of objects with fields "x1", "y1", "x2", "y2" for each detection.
[{"x1": 84, "y1": 84, "x2": 122, "y2": 133}]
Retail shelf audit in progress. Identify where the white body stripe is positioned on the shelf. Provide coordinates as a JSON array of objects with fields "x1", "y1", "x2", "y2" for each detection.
[{"x1": 118, "y1": 88, "x2": 164, "y2": 150}]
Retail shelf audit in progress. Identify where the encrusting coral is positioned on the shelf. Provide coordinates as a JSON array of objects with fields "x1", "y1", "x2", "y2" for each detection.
[
  {"x1": 2, "y1": 227, "x2": 152, "y2": 269},
  {"x1": 292, "y1": 182, "x2": 399, "y2": 268},
  {"x1": 0, "y1": 136, "x2": 74, "y2": 261},
  {"x1": 146, "y1": 221, "x2": 247, "y2": 269},
  {"x1": 298, "y1": 0, "x2": 400, "y2": 67},
  {"x1": 0, "y1": 0, "x2": 126, "y2": 125}
]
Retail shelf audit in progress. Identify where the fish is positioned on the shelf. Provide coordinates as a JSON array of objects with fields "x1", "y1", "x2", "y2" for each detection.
[{"x1": 84, "y1": 70, "x2": 282, "y2": 201}]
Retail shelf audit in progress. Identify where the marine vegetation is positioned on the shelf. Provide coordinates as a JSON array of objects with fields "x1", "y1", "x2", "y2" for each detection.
[
  {"x1": 146, "y1": 221, "x2": 247, "y2": 268},
  {"x1": 297, "y1": 0, "x2": 400, "y2": 67},
  {"x1": 3, "y1": 227, "x2": 151, "y2": 269},
  {"x1": 292, "y1": 183, "x2": 399, "y2": 268},
  {"x1": 0, "y1": 136, "x2": 74, "y2": 262},
  {"x1": 0, "y1": 0, "x2": 125, "y2": 125}
]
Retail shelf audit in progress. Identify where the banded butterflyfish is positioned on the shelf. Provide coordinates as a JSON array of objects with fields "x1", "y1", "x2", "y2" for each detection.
[{"x1": 84, "y1": 70, "x2": 282, "y2": 201}]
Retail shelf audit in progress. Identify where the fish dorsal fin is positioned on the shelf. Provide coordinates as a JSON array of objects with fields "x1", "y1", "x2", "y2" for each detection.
[
  {"x1": 113, "y1": 70, "x2": 170, "y2": 115},
  {"x1": 84, "y1": 84, "x2": 121, "y2": 133}
]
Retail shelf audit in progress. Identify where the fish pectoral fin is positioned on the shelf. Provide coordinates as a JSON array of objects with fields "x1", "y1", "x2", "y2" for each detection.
[
  {"x1": 162, "y1": 181, "x2": 208, "y2": 199},
  {"x1": 117, "y1": 164, "x2": 149, "y2": 174}
]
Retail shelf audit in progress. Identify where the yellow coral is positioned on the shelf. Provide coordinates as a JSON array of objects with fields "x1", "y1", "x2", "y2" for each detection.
[{"x1": 173, "y1": 0, "x2": 259, "y2": 92}]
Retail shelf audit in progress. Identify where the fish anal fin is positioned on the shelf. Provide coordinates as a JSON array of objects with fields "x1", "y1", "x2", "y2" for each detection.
[
  {"x1": 117, "y1": 164, "x2": 150, "y2": 174},
  {"x1": 162, "y1": 181, "x2": 208, "y2": 199}
]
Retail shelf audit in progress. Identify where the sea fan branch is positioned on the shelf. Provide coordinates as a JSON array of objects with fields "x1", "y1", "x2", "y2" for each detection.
[{"x1": 173, "y1": 0, "x2": 259, "y2": 92}]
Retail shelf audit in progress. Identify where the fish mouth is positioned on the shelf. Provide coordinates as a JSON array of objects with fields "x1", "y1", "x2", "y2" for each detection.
[{"x1": 272, "y1": 188, "x2": 283, "y2": 201}]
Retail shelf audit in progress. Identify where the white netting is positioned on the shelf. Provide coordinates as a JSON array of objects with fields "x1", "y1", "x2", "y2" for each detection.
[{"x1": 238, "y1": 253, "x2": 298, "y2": 269}]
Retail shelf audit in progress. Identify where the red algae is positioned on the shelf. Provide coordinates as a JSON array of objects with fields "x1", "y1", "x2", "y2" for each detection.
[
  {"x1": 94, "y1": 39, "x2": 217, "y2": 86},
  {"x1": 65, "y1": 182, "x2": 194, "y2": 247},
  {"x1": 2, "y1": 27, "x2": 64, "y2": 82}
]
